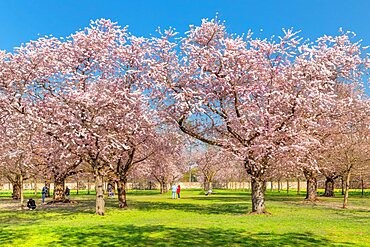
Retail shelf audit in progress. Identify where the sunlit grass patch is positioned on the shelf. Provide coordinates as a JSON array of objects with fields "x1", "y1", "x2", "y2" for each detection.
[{"x1": 0, "y1": 189, "x2": 369, "y2": 246}]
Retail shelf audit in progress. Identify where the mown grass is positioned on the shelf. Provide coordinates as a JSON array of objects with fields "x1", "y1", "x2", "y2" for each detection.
[{"x1": 0, "y1": 189, "x2": 369, "y2": 246}]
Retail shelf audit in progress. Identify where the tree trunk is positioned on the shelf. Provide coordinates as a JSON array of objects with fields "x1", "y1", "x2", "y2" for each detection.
[
  {"x1": 76, "y1": 179, "x2": 79, "y2": 195},
  {"x1": 204, "y1": 180, "x2": 212, "y2": 191},
  {"x1": 103, "y1": 180, "x2": 107, "y2": 194},
  {"x1": 34, "y1": 177, "x2": 38, "y2": 196},
  {"x1": 162, "y1": 182, "x2": 168, "y2": 193},
  {"x1": 297, "y1": 178, "x2": 300, "y2": 195},
  {"x1": 323, "y1": 177, "x2": 335, "y2": 197},
  {"x1": 343, "y1": 171, "x2": 351, "y2": 208},
  {"x1": 277, "y1": 179, "x2": 281, "y2": 193},
  {"x1": 159, "y1": 181, "x2": 165, "y2": 194},
  {"x1": 304, "y1": 170, "x2": 318, "y2": 201},
  {"x1": 208, "y1": 181, "x2": 213, "y2": 190},
  {"x1": 12, "y1": 175, "x2": 22, "y2": 200},
  {"x1": 270, "y1": 181, "x2": 273, "y2": 191},
  {"x1": 117, "y1": 177, "x2": 128, "y2": 208},
  {"x1": 53, "y1": 177, "x2": 65, "y2": 201},
  {"x1": 286, "y1": 180, "x2": 289, "y2": 194},
  {"x1": 45, "y1": 181, "x2": 51, "y2": 197},
  {"x1": 361, "y1": 177, "x2": 364, "y2": 197},
  {"x1": 19, "y1": 174, "x2": 24, "y2": 210},
  {"x1": 87, "y1": 178, "x2": 90, "y2": 195},
  {"x1": 95, "y1": 172, "x2": 105, "y2": 215},
  {"x1": 341, "y1": 177, "x2": 344, "y2": 195},
  {"x1": 251, "y1": 177, "x2": 266, "y2": 214}
]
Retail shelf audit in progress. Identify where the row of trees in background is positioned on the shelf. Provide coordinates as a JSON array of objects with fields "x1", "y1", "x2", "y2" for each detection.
[{"x1": 0, "y1": 18, "x2": 369, "y2": 215}]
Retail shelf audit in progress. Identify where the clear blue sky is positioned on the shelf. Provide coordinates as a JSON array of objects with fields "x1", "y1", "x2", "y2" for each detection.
[
  {"x1": 1, "y1": 0, "x2": 370, "y2": 51},
  {"x1": 0, "y1": 0, "x2": 369, "y2": 94}
]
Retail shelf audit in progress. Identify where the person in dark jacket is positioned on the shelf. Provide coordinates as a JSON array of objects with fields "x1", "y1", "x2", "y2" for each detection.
[
  {"x1": 41, "y1": 184, "x2": 48, "y2": 204},
  {"x1": 27, "y1": 198, "x2": 36, "y2": 210},
  {"x1": 65, "y1": 186, "x2": 70, "y2": 200}
]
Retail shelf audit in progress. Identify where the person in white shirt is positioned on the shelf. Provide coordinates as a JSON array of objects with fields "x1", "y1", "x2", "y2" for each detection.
[{"x1": 171, "y1": 184, "x2": 177, "y2": 199}]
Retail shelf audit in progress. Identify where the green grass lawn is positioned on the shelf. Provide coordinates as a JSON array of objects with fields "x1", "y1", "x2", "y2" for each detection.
[{"x1": 0, "y1": 189, "x2": 369, "y2": 246}]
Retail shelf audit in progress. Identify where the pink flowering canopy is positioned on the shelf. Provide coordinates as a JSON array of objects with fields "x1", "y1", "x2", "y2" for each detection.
[{"x1": 0, "y1": 17, "x2": 369, "y2": 214}]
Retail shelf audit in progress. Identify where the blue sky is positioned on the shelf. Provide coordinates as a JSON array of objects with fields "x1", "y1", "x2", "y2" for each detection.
[
  {"x1": 0, "y1": 0, "x2": 369, "y2": 94},
  {"x1": 1, "y1": 0, "x2": 370, "y2": 51}
]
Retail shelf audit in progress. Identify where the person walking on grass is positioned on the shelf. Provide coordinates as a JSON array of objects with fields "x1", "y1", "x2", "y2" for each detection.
[
  {"x1": 171, "y1": 184, "x2": 177, "y2": 199},
  {"x1": 176, "y1": 185, "x2": 181, "y2": 199},
  {"x1": 41, "y1": 184, "x2": 48, "y2": 204}
]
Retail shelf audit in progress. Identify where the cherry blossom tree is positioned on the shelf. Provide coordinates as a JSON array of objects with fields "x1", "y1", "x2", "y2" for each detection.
[
  {"x1": 149, "y1": 18, "x2": 370, "y2": 213},
  {"x1": 108, "y1": 120, "x2": 157, "y2": 209},
  {"x1": 1, "y1": 17, "x2": 369, "y2": 217},
  {"x1": 24, "y1": 20, "x2": 155, "y2": 214},
  {"x1": 142, "y1": 131, "x2": 187, "y2": 194},
  {"x1": 325, "y1": 98, "x2": 369, "y2": 208},
  {"x1": 0, "y1": 111, "x2": 39, "y2": 207},
  {"x1": 194, "y1": 146, "x2": 236, "y2": 191},
  {"x1": 33, "y1": 133, "x2": 83, "y2": 201}
]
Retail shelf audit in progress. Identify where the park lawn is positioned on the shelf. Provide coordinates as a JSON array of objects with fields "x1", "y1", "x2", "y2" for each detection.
[{"x1": 0, "y1": 189, "x2": 369, "y2": 247}]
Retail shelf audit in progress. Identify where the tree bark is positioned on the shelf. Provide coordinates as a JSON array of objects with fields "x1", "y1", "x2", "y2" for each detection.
[
  {"x1": 162, "y1": 182, "x2": 168, "y2": 193},
  {"x1": 12, "y1": 175, "x2": 22, "y2": 200},
  {"x1": 270, "y1": 181, "x2": 273, "y2": 191},
  {"x1": 343, "y1": 171, "x2": 351, "y2": 208},
  {"x1": 208, "y1": 181, "x2": 212, "y2": 190},
  {"x1": 117, "y1": 177, "x2": 128, "y2": 208},
  {"x1": 286, "y1": 180, "x2": 289, "y2": 194},
  {"x1": 95, "y1": 172, "x2": 105, "y2": 215},
  {"x1": 323, "y1": 177, "x2": 335, "y2": 197},
  {"x1": 53, "y1": 177, "x2": 65, "y2": 201},
  {"x1": 87, "y1": 178, "x2": 91, "y2": 195},
  {"x1": 76, "y1": 179, "x2": 79, "y2": 195},
  {"x1": 19, "y1": 174, "x2": 24, "y2": 210},
  {"x1": 34, "y1": 177, "x2": 38, "y2": 196},
  {"x1": 297, "y1": 178, "x2": 300, "y2": 195},
  {"x1": 45, "y1": 181, "x2": 51, "y2": 198},
  {"x1": 277, "y1": 179, "x2": 281, "y2": 193},
  {"x1": 251, "y1": 177, "x2": 266, "y2": 214},
  {"x1": 159, "y1": 181, "x2": 165, "y2": 194},
  {"x1": 204, "y1": 180, "x2": 212, "y2": 191},
  {"x1": 304, "y1": 170, "x2": 318, "y2": 201},
  {"x1": 341, "y1": 177, "x2": 344, "y2": 195}
]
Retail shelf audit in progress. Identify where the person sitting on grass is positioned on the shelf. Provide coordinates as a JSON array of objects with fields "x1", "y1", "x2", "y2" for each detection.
[{"x1": 27, "y1": 198, "x2": 36, "y2": 210}]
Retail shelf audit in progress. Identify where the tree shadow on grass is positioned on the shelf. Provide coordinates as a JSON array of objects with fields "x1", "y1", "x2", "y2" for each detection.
[
  {"x1": 333, "y1": 208, "x2": 370, "y2": 223},
  {"x1": 188, "y1": 196, "x2": 249, "y2": 203},
  {"x1": 129, "y1": 200, "x2": 248, "y2": 215},
  {"x1": 189, "y1": 192, "x2": 305, "y2": 203},
  {"x1": 0, "y1": 227, "x2": 27, "y2": 246},
  {"x1": 265, "y1": 194, "x2": 306, "y2": 202},
  {"x1": 127, "y1": 190, "x2": 161, "y2": 196},
  {"x1": 44, "y1": 225, "x2": 351, "y2": 247},
  {"x1": 0, "y1": 198, "x2": 96, "y2": 226}
]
